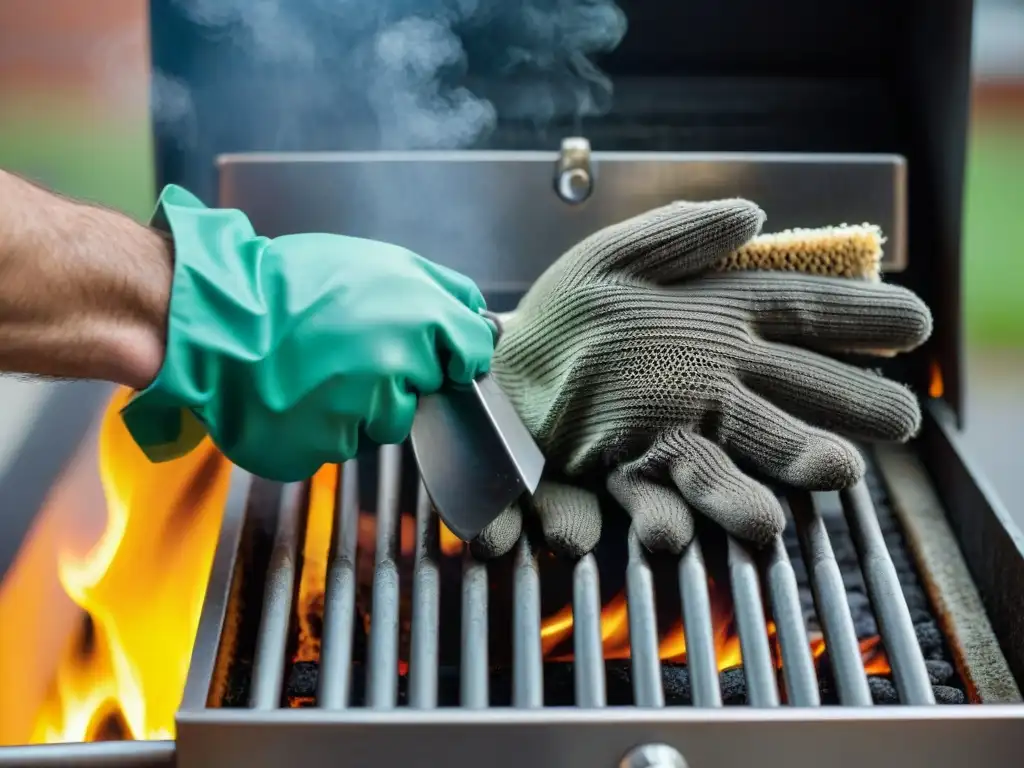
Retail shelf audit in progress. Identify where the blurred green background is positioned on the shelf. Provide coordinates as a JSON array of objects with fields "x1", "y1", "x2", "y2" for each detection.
[{"x1": 964, "y1": 117, "x2": 1024, "y2": 345}]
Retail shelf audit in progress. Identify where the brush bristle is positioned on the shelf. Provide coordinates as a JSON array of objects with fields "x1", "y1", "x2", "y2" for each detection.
[{"x1": 716, "y1": 224, "x2": 884, "y2": 281}]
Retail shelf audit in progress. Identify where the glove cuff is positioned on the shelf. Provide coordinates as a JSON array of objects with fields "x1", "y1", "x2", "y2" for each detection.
[{"x1": 120, "y1": 184, "x2": 260, "y2": 464}]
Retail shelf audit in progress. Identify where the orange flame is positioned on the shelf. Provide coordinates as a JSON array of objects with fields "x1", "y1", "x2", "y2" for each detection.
[
  {"x1": 294, "y1": 465, "x2": 338, "y2": 663},
  {"x1": 439, "y1": 522, "x2": 464, "y2": 556},
  {"x1": 540, "y1": 580, "x2": 891, "y2": 677},
  {"x1": 541, "y1": 578, "x2": 745, "y2": 669},
  {"x1": 929, "y1": 360, "x2": 945, "y2": 399},
  {"x1": 30, "y1": 387, "x2": 233, "y2": 742}
]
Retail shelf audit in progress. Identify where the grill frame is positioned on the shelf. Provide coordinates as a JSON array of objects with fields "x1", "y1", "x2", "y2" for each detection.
[
  {"x1": 167, "y1": 404, "x2": 1024, "y2": 768},
  {"x1": 0, "y1": 146, "x2": 1017, "y2": 766},
  {"x1": 176, "y1": 707, "x2": 1024, "y2": 768}
]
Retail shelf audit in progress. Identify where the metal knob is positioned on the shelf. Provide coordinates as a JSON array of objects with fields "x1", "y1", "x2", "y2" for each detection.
[
  {"x1": 619, "y1": 743, "x2": 689, "y2": 768},
  {"x1": 554, "y1": 136, "x2": 593, "y2": 204}
]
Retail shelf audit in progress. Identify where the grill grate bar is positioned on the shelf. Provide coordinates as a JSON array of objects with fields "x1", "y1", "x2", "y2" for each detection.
[
  {"x1": 791, "y1": 493, "x2": 872, "y2": 705},
  {"x1": 678, "y1": 537, "x2": 722, "y2": 707},
  {"x1": 573, "y1": 554, "x2": 607, "y2": 707},
  {"x1": 513, "y1": 536, "x2": 544, "y2": 707},
  {"x1": 461, "y1": 550, "x2": 490, "y2": 708},
  {"x1": 366, "y1": 446, "x2": 402, "y2": 709},
  {"x1": 409, "y1": 482, "x2": 441, "y2": 709},
  {"x1": 318, "y1": 461, "x2": 360, "y2": 709},
  {"x1": 250, "y1": 482, "x2": 304, "y2": 709},
  {"x1": 842, "y1": 482, "x2": 935, "y2": 705},
  {"x1": 626, "y1": 529, "x2": 664, "y2": 707},
  {"x1": 764, "y1": 536, "x2": 821, "y2": 706},
  {"x1": 238, "y1": 453, "x2": 951, "y2": 712},
  {"x1": 727, "y1": 537, "x2": 780, "y2": 707}
]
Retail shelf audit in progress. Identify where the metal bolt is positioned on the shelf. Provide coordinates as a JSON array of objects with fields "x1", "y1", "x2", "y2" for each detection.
[
  {"x1": 619, "y1": 743, "x2": 689, "y2": 768},
  {"x1": 554, "y1": 135, "x2": 594, "y2": 205},
  {"x1": 556, "y1": 167, "x2": 592, "y2": 204}
]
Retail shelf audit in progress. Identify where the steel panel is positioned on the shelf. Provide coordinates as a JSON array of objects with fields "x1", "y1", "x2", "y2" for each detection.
[
  {"x1": 217, "y1": 151, "x2": 907, "y2": 302},
  {"x1": 177, "y1": 706, "x2": 1024, "y2": 768}
]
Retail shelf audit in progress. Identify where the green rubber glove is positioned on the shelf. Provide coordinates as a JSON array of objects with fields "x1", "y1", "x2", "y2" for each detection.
[{"x1": 121, "y1": 185, "x2": 496, "y2": 481}]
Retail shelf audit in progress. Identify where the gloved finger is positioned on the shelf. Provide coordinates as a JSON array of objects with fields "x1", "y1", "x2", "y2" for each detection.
[
  {"x1": 607, "y1": 464, "x2": 695, "y2": 554},
  {"x1": 742, "y1": 342, "x2": 922, "y2": 442},
  {"x1": 529, "y1": 481, "x2": 602, "y2": 558},
  {"x1": 660, "y1": 429, "x2": 785, "y2": 546},
  {"x1": 416, "y1": 256, "x2": 487, "y2": 312},
  {"x1": 718, "y1": 384, "x2": 865, "y2": 490},
  {"x1": 572, "y1": 199, "x2": 765, "y2": 285},
  {"x1": 704, "y1": 272, "x2": 932, "y2": 353},
  {"x1": 362, "y1": 382, "x2": 417, "y2": 445},
  {"x1": 435, "y1": 305, "x2": 497, "y2": 384},
  {"x1": 471, "y1": 501, "x2": 523, "y2": 559},
  {"x1": 333, "y1": 419, "x2": 362, "y2": 465}
]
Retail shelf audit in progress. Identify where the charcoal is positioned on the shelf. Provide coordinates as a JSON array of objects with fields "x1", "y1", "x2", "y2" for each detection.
[
  {"x1": 221, "y1": 659, "x2": 253, "y2": 707},
  {"x1": 910, "y1": 607, "x2": 934, "y2": 625},
  {"x1": 868, "y1": 676, "x2": 899, "y2": 704},
  {"x1": 933, "y1": 686, "x2": 967, "y2": 705},
  {"x1": 925, "y1": 660, "x2": 955, "y2": 686},
  {"x1": 663, "y1": 665, "x2": 693, "y2": 705},
  {"x1": 487, "y1": 662, "x2": 576, "y2": 706},
  {"x1": 853, "y1": 614, "x2": 878, "y2": 639},
  {"x1": 915, "y1": 621, "x2": 946, "y2": 661},
  {"x1": 287, "y1": 661, "x2": 319, "y2": 699},
  {"x1": 883, "y1": 533, "x2": 906, "y2": 551},
  {"x1": 841, "y1": 568, "x2": 866, "y2": 592},
  {"x1": 282, "y1": 659, "x2": 967, "y2": 708},
  {"x1": 846, "y1": 591, "x2": 878, "y2": 638},
  {"x1": 603, "y1": 661, "x2": 639, "y2": 705},
  {"x1": 866, "y1": 677, "x2": 967, "y2": 705},
  {"x1": 888, "y1": 553, "x2": 914, "y2": 578},
  {"x1": 720, "y1": 668, "x2": 747, "y2": 706},
  {"x1": 902, "y1": 586, "x2": 930, "y2": 613},
  {"x1": 483, "y1": 665, "x2": 513, "y2": 705},
  {"x1": 830, "y1": 539, "x2": 857, "y2": 568}
]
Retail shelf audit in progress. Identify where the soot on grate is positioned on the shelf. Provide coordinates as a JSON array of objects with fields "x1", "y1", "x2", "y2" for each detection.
[{"x1": 215, "y1": 446, "x2": 967, "y2": 708}]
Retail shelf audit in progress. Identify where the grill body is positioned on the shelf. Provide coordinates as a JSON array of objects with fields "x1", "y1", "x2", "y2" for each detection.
[
  {"x1": 151, "y1": 149, "x2": 1024, "y2": 768},
  {"x1": 0, "y1": 0, "x2": 1006, "y2": 764},
  {"x1": 2, "y1": 147, "x2": 1021, "y2": 768}
]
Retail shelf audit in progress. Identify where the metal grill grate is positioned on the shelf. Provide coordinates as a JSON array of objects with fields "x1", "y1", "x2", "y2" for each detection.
[{"x1": 234, "y1": 442, "x2": 940, "y2": 711}]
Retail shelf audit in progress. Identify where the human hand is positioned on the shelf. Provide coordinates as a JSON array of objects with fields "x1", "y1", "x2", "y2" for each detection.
[{"x1": 121, "y1": 185, "x2": 496, "y2": 482}]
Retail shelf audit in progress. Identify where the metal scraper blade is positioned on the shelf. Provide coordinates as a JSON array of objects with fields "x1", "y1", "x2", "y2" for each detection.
[{"x1": 410, "y1": 373, "x2": 545, "y2": 542}]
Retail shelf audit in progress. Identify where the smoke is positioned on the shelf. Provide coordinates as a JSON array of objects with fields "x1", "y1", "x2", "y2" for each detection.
[
  {"x1": 368, "y1": 15, "x2": 498, "y2": 148},
  {"x1": 154, "y1": 0, "x2": 627, "y2": 151}
]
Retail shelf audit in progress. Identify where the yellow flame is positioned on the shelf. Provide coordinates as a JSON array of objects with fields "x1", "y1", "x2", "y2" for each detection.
[
  {"x1": 439, "y1": 522, "x2": 464, "y2": 556},
  {"x1": 31, "y1": 387, "x2": 232, "y2": 742},
  {"x1": 294, "y1": 465, "x2": 337, "y2": 663}
]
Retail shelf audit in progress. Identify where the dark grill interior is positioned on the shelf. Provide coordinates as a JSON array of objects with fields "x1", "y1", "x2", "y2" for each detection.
[{"x1": 210, "y1": 445, "x2": 969, "y2": 711}]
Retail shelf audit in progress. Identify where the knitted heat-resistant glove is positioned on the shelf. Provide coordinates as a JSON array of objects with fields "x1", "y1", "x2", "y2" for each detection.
[{"x1": 474, "y1": 200, "x2": 931, "y2": 559}]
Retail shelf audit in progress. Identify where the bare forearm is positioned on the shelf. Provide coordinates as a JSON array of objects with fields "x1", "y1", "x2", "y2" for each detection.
[{"x1": 0, "y1": 170, "x2": 172, "y2": 388}]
